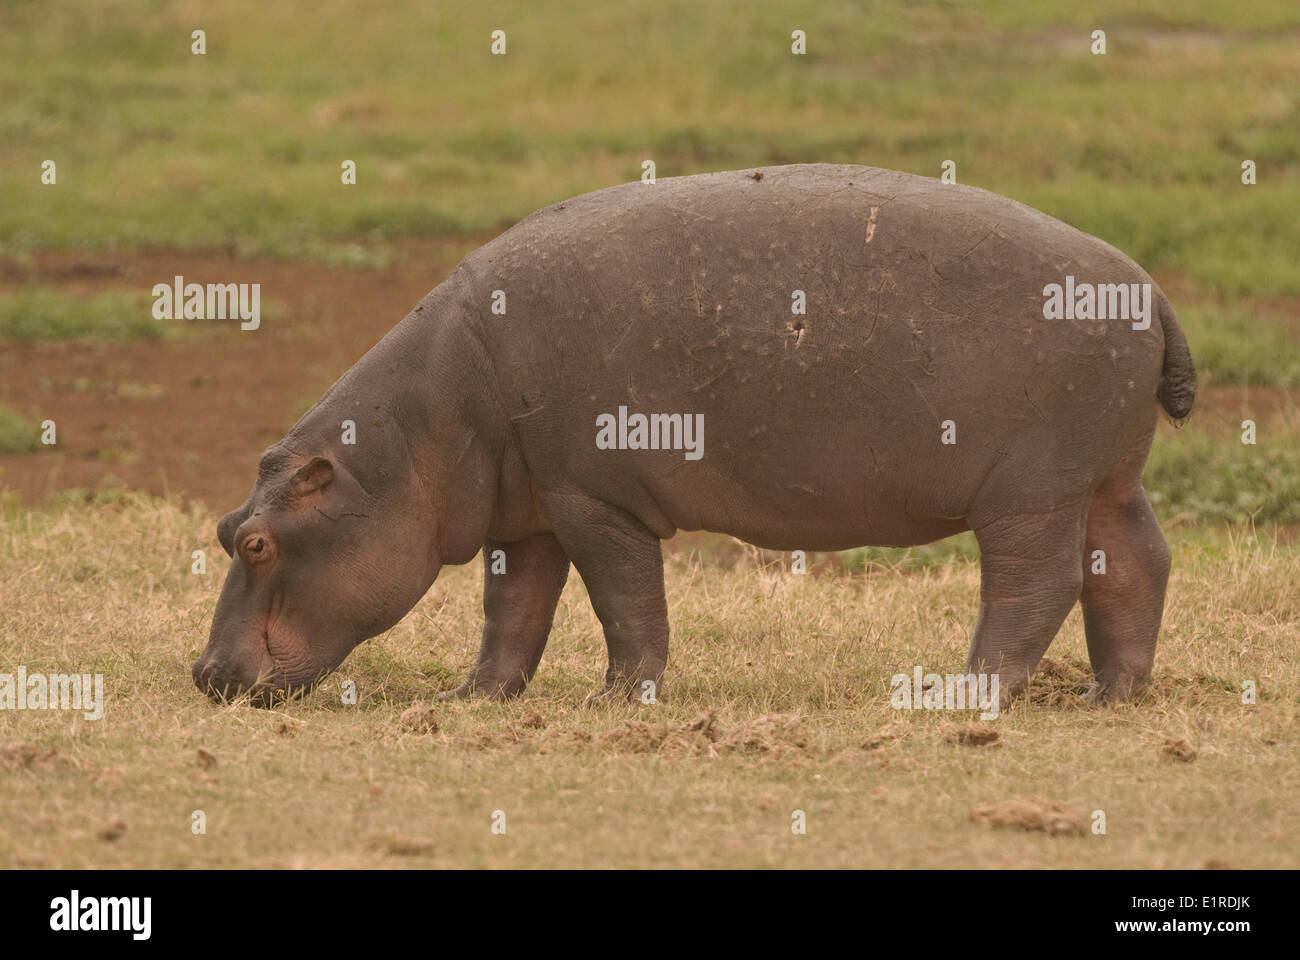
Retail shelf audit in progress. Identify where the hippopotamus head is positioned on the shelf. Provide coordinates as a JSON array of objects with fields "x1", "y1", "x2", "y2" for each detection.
[
  {"x1": 192, "y1": 438, "x2": 442, "y2": 705},
  {"x1": 191, "y1": 293, "x2": 499, "y2": 706}
]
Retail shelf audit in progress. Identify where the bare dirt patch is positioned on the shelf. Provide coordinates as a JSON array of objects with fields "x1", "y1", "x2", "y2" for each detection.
[{"x1": 0, "y1": 239, "x2": 477, "y2": 509}]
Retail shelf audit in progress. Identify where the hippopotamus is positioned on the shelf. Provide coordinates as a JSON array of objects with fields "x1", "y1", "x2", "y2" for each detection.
[{"x1": 192, "y1": 163, "x2": 1195, "y2": 709}]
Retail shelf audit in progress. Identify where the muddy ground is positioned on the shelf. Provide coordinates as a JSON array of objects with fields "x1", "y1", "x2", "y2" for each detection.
[{"x1": 0, "y1": 240, "x2": 478, "y2": 508}]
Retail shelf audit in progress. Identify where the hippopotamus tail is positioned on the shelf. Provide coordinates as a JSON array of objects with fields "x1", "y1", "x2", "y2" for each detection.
[{"x1": 1156, "y1": 292, "x2": 1196, "y2": 421}]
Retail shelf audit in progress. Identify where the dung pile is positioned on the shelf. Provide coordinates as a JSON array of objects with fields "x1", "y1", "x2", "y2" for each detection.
[
  {"x1": 969, "y1": 797, "x2": 1087, "y2": 835},
  {"x1": 425, "y1": 710, "x2": 810, "y2": 759},
  {"x1": 1027, "y1": 658, "x2": 1093, "y2": 707},
  {"x1": 597, "y1": 711, "x2": 809, "y2": 758},
  {"x1": 944, "y1": 722, "x2": 1002, "y2": 747},
  {"x1": 0, "y1": 742, "x2": 60, "y2": 771}
]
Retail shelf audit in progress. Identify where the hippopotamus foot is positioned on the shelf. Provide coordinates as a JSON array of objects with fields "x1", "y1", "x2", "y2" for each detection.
[
  {"x1": 965, "y1": 501, "x2": 1088, "y2": 703},
  {"x1": 1079, "y1": 681, "x2": 1151, "y2": 706},
  {"x1": 441, "y1": 533, "x2": 571, "y2": 700},
  {"x1": 965, "y1": 468, "x2": 1170, "y2": 707},
  {"x1": 584, "y1": 668, "x2": 665, "y2": 706},
  {"x1": 433, "y1": 682, "x2": 494, "y2": 702},
  {"x1": 1080, "y1": 483, "x2": 1169, "y2": 703}
]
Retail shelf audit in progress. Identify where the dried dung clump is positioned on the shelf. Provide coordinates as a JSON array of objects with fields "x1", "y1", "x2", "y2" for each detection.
[
  {"x1": 97, "y1": 819, "x2": 128, "y2": 842},
  {"x1": 0, "y1": 742, "x2": 59, "y2": 771},
  {"x1": 436, "y1": 712, "x2": 809, "y2": 758},
  {"x1": 599, "y1": 712, "x2": 721, "y2": 754},
  {"x1": 944, "y1": 722, "x2": 1002, "y2": 747},
  {"x1": 1027, "y1": 658, "x2": 1093, "y2": 706},
  {"x1": 1159, "y1": 736, "x2": 1197, "y2": 762},
  {"x1": 520, "y1": 710, "x2": 547, "y2": 730},
  {"x1": 449, "y1": 729, "x2": 524, "y2": 751},
  {"x1": 364, "y1": 833, "x2": 434, "y2": 857},
  {"x1": 599, "y1": 711, "x2": 808, "y2": 758},
  {"x1": 969, "y1": 797, "x2": 1087, "y2": 835},
  {"x1": 537, "y1": 728, "x2": 592, "y2": 752},
  {"x1": 862, "y1": 719, "x2": 910, "y2": 750},
  {"x1": 399, "y1": 703, "x2": 440, "y2": 734},
  {"x1": 717, "y1": 713, "x2": 808, "y2": 755}
]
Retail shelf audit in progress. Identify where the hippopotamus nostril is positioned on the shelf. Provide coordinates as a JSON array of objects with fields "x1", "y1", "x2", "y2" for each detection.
[
  {"x1": 193, "y1": 657, "x2": 244, "y2": 702},
  {"x1": 193, "y1": 659, "x2": 220, "y2": 695}
]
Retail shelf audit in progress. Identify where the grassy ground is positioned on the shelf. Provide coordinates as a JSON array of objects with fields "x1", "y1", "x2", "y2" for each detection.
[
  {"x1": 0, "y1": 288, "x2": 287, "y2": 342},
  {"x1": 0, "y1": 290, "x2": 169, "y2": 341},
  {"x1": 1145, "y1": 400, "x2": 1300, "y2": 525},
  {"x1": 0, "y1": 407, "x2": 40, "y2": 455},
  {"x1": 0, "y1": 495, "x2": 1295, "y2": 868}
]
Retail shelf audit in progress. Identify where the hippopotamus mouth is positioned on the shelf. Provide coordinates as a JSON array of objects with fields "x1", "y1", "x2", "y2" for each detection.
[
  {"x1": 191, "y1": 653, "x2": 299, "y2": 707},
  {"x1": 192, "y1": 587, "x2": 346, "y2": 706},
  {"x1": 192, "y1": 661, "x2": 286, "y2": 707},
  {"x1": 191, "y1": 652, "x2": 336, "y2": 707}
]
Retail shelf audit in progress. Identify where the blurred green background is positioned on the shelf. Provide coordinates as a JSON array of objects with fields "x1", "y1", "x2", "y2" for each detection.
[{"x1": 1, "y1": 0, "x2": 1296, "y2": 287}]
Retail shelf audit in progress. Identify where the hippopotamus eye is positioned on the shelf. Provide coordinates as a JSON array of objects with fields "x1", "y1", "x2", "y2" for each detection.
[{"x1": 240, "y1": 534, "x2": 275, "y2": 566}]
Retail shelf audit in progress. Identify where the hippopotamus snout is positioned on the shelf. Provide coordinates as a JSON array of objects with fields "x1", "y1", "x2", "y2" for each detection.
[{"x1": 191, "y1": 653, "x2": 274, "y2": 705}]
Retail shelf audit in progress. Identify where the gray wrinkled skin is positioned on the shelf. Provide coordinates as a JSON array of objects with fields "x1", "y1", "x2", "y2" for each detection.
[{"x1": 193, "y1": 164, "x2": 1195, "y2": 708}]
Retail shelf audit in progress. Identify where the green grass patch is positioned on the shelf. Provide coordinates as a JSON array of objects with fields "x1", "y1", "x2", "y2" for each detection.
[
  {"x1": 1179, "y1": 304, "x2": 1300, "y2": 387},
  {"x1": 0, "y1": 405, "x2": 42, "y2": 453},
  {"x1": 0, "y1": 289, "x2": 288, "y2": 341},
  {"x1": 1, "y1": 0, "x2": 1297, "y2": 298},
  {"x1": 1146, "y1": 426, "x2": 1300, "y2": 524},
  {"x1": 0, "y1": 290, "x2": 170, "y2": 341},
  {"x1": 842, "y1": 532, "x2": 982, "y2": 572}
]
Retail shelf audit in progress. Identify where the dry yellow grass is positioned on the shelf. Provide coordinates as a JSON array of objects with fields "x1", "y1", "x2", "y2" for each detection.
[{"x1": 0, "y1": 493, "x2": 1296, "y2": 868}]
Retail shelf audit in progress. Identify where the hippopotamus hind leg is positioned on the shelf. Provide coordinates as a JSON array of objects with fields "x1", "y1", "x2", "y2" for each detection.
[
  {"x1": 1080, "y1": 484, "x2": 1170, "y2": 703},
  {"x1": 965, "y1": 505, "x2": 1088, "y2": 704}
]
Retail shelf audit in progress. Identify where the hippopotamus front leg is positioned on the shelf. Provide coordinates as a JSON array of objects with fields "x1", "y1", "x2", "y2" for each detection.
[
  {"x1": 438, "y1": 533, "x2": 570, "y2": 700},
  {"x1": 543, "y1": 493, "x2": 670, "y2": 703}
]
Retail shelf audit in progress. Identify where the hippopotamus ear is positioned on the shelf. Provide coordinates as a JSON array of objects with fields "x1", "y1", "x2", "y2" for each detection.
[
  {"x1": 217, "y1": 503, "x2": 251, "y2": 558},
  {"x1": 290, "y1": 457, "x2": 334, "y2": 497}
]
